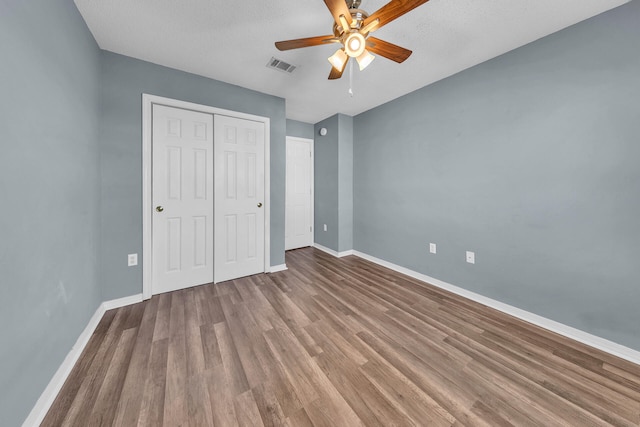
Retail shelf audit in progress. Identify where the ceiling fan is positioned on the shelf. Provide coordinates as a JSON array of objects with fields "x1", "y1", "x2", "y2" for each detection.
[{"x1": 275, "y1": 0, "x2": 430, "y2": 80}]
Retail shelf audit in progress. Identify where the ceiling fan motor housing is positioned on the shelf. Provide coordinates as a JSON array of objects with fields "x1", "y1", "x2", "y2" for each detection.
[
  {"x1": 346, "y1": 0, "x2": 362, "y2": 9},
  {"x1": 333, "y1": 9, "x2": 369, "y2": 36}
]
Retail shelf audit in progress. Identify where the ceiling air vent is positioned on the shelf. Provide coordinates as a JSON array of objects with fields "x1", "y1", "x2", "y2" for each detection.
[{"x1": 267, "y1": 57, "x2": 296, "y2": 74}]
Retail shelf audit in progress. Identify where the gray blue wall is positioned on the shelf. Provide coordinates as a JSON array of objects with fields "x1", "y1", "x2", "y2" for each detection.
[
  {"x1": 314, "y1": 114, "x2": 353, "y2": 253},
  {"x1": 314, "y1": 116, "x2": 340, "y2": 249},
  {"x1": 0, "y1": 0, "x2": 102, "y2": 425},
  {"x1": 100, "y1": 51, "x2": 287, "y2": 300},
  {"x1": 286, "y1": 119, "x2": 314, "y2": 139},
  {"x1": 353, "y1": 1, "x2": 640, "y2": 350},
  {"x1": 338, "y1": 115, "x2": 354, "y2": 252}
]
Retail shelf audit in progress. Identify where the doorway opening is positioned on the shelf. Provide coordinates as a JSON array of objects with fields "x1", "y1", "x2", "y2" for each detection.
[{"x1": 285, "y1": 136, "x2": 314, "y2": 251}]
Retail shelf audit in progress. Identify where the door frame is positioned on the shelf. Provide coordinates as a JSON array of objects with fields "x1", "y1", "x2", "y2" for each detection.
[
  {"x1": 142, "y1": 93, "x2": 271, "y2": 300},
  {"x1": 285, "y1": 136, "x2": 314, "y2": 250}
]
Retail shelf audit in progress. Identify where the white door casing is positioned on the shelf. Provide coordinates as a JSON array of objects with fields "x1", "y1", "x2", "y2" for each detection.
[
  {"x1": 142, "y1": 94, "x2": 271, "y2": 299},
  {"x1": 285, "y1": 137, "x2": 314, "y2": 250},
  {"x1": 214, "y1": 115, "x2": 265, "y2": 283},
  {"x1": 151, "y1": 105, "x2": 214, "y2": 294}
]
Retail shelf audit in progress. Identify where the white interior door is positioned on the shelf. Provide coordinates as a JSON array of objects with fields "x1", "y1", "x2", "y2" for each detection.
[
  {"x1": 152, "y1": 104, "x2": 214, "y2": 294},
  {"x1": 214, "y1": 115, "x2": 265, "y2": 283},
  {"x1": 285, "y1": 137, "x2": 313, "y2": 250}
]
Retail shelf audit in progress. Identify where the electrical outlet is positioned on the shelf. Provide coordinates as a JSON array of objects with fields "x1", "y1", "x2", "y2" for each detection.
[
  {"x1": 466, "y1": 251, "x2": 475, "y2": 264},
  {"x1": 429, "y1": 243, "x2": 437, "y2": 254},
  {"x1": 323, "y1": 224, "x2": 327, "y2": 232},
  {"x1": 128, "y1": 253, "x2": 138, "y2": 267}
]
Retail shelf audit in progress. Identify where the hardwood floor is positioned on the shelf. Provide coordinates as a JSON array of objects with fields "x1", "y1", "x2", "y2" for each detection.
[{"x1": 43, "y1": 247, "x2": 640, "y2": 426}]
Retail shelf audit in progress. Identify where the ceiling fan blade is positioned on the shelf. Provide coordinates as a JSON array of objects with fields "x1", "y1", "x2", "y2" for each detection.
[
  {"x1": 324, "y1": 0, "x2": 352, "y2": 27},
  {"x1": 366, "y1": 37, "x2": 412, "y2": 63},
  {"x1": 328, "y1": 58, "x2": 349, "y2": 80},
  {"x1": 363, "y1": 0, "x2": 430, "y2": 33},
  {"x1": 275, "y1": 35, "x2": 338, "y2": 51},
  {"x1": 328, "y1": 67, "x2": 344, "y2": 80}
]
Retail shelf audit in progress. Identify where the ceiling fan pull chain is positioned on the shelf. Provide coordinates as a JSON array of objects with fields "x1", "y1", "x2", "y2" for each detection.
[{"x1": 348, "y1": 60, "x2": 354, "y2": 97}]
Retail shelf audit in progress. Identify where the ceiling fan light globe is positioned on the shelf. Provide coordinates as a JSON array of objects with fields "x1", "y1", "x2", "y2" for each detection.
[
  {"x1": 356, "y1": 50, "x2": 375, "y2": 71},
  {"x1": 344, "y1": 32, "x2": 366, "y2": 57},
  {"x1": 328, "y1": 48, "x2": 348, "y2": 70},
  {"x1": 349, "y1": 37, "x2": 360, "y2": 51}
]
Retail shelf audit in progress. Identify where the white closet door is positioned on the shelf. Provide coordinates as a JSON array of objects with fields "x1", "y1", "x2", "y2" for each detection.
[
  {"x1": 152, "y1": 104, "x2": 214, "y2": 294},
  {"x1": 214, "y1": 115, "x2": 265, "y2": 283}
]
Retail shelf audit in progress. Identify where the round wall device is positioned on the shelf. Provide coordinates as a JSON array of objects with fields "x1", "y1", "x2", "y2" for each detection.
[{"x1": 319, "y1": 127, "x2": 328, "y2": 136}]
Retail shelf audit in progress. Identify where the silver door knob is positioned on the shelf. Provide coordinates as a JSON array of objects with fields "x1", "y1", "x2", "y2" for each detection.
[
  {"x1": 257, "y1": 202, "x2": 263, "y2": 208},
  {"x1": 156, "y1": 206, "x2": 164, "y2": 212}
]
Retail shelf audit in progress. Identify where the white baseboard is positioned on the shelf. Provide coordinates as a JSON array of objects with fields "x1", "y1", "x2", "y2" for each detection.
[
  {"x1": 23, "y1": 293, "x2": 143, "y2": 427},
  {"x1": 102, "y1": 293, "x2": 143, "y2": 311},
  {"x1": 22, "y1": 304, "x2": 105, "y2": 427},
  {"x1": 313, "y1": 243, "x2": 354, "y2": 258},
  {"x1": 269, "y1": 264, "x2": 288, "y2": 273},
  {"x1": 352, "y1": 250, "x2": 640, "y2": 366}
]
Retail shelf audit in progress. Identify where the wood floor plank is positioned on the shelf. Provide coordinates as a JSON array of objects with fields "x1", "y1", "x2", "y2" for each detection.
[
  {"x1": 252, "y1": 383, "x2": 288, "y2": 427},
  {"x1": 251, "y1": 334, "x2": 306, "y2": 417},
  {"x1": 205, "y1": 284, "x2": 227, "y2": 324},
  {"x1": 235, "y1": 389, "x2": 266, "y2": 427},
  {"x1": 136, "y1": 338, "x2": 169, "y2": 427},
  {"x1": 263, "y1": 326, "x2": 321, "y2": 406},
  {"x1": 304, "y1": 395, "x2": 365, "y2": 427},
  {"x1": 470, "y1": 400, "x2": 515, "y2": 427},
  {"x1": 259, "y1": 275, "x2": 314, "y2": 328},
  {"x1": 214, "y1": 319, "x2": 251, "y2": 396},
  {"x1": 244, "y1": 288, "x2": 279, "y2": 332},
  {"x1": 113, "y1": 297, "x2": 159, "y2": 426},
  {"x1": 200, "y1": 322, "x2": 223, "y2": 369},
  {"x1": 305, "y1": 319, "x2": 368, "y2": 366},
  {"x1": 55, "y1": 306, "x2": 134, "y2": 426},
  {"x1": 359, "y1": 357, "x2": 455, "y2": 426},
  {"x1": 285, "y1": 408, "x2": 315, "y2": 427},
  {"x1": 355, "y1": 329, "x2": 493, "y2": 426},
  {"x1": 163, "y1": 290, "x2": 188, "y2": 425},
  {"x1": 184, "y1": 289, "x2": 207, "y2": 377},
  {"x1": 186, "y1": 371, "x2": 215, "y2": 427},
  {"x1": 152, "y1": 293, "x2": 171, "y2": 342},
  {"x1": 43, "y1": 247, "x2": 640, "y2": 426},
  {"x1": 233, "y1": 276, "x2": 263, "y2": 302},
  {"x1": 215, "y1": 280, "x2": 244, "y2": 304},
  {"x1": 88, "y1": 327, "x2": 138, "y2": 425},
  {"x1": 220, "y1": 296, "x2": 269, "y2": 389},
  {"x1": 314, "y1": 341, "x2": 415, "y2": 426},
  {"x1": 206, "y1": 363, "x2": 239, "y2": 427}
]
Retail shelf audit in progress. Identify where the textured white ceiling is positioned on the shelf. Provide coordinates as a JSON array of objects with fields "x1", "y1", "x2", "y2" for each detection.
[{"x1": 75, "y1": 0, "x2": 629, "y2": 123}]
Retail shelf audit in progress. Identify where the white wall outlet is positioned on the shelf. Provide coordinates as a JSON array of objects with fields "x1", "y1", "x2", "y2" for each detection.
[
  {"x1": 323, "y1": 224, "x2": 327, "y2": 232},
  {"x1": 128, "y1": 253, "x2": 138, "y2": 266},
  {"x1": 466, "y1": 251, "x2": 475, "y2": 264},
  {"x1": 429, "y1": 243, "x2": 437, "y2": 254}
]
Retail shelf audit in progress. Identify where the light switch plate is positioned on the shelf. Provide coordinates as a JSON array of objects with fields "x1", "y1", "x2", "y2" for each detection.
[{"x1": 429, "y1": 243, "x2": 437, "y2": 254}]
